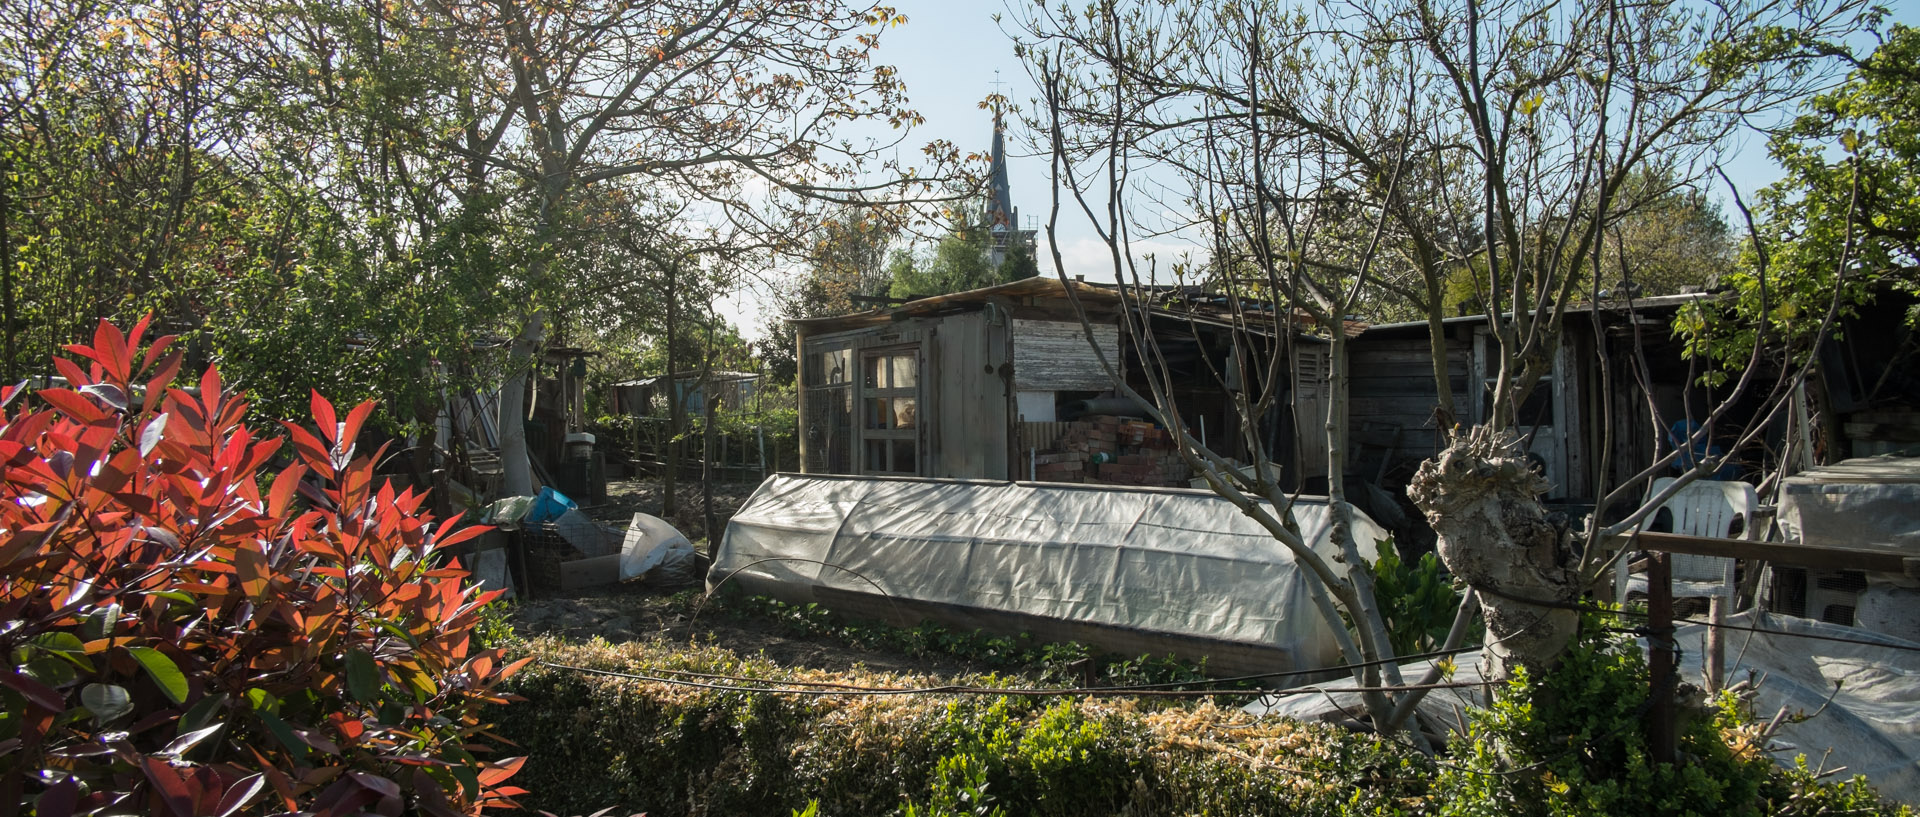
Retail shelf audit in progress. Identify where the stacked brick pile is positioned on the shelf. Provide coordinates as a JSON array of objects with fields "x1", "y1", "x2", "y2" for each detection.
[{"x1": 1030, "y1": 415, "x2": 1192, "y2": 487}]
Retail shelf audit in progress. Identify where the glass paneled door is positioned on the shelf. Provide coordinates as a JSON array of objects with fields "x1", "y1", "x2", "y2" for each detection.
[{"x1": 860, "y1": 347, "x2": 920, "y2": 475}]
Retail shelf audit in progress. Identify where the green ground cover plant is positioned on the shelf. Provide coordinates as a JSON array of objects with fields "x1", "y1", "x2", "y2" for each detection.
[{"x1": 495, "y1": 637, "x2": 1427, "y2": 817}]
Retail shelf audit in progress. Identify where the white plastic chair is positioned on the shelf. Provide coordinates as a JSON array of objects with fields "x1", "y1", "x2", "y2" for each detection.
[{"x1": 1616, "y1": 478, "x2": 1757, "y2": 605}]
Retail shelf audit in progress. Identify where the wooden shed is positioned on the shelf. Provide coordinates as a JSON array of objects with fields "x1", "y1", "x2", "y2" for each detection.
[
  {"x1": 1345, "y1": 294, "x2": 1752, "y2": 512},
  {"x1": 790, "y1": 277, "x2": 1339, "y2": 488}
]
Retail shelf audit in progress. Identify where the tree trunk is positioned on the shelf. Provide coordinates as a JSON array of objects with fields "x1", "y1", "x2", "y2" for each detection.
[
  {"x1": 1325, "y1": 320, "x2": 1402, "y2": 695},
  {"x1": 1, "y1": 156, "x2": 15, "y2": 384},
  {"x1": 1407, "y1": 425, "x2": 1581, "y2": 680},
  {"x1": 1424, "y1": 293, "x2": 1454, "y2": 427},
  {"x1": 662, "y1": 262, "x2": 680, "y2": 516},
  {"x1": 498, "y1": 310, "x2": 546, "y2": 497}
]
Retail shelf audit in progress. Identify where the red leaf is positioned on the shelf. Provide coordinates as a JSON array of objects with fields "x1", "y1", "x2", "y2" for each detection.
[
  {"x1": 140, "y1": 756, "x2": 196, "y2": 817},
  {"x1": 52, "y1": 357, "x2": 89, "y2": 389},
  {"x1": 213, "y1": 773, "x2": 264, "y2": 817},
  {"x1": 235, "y1": 546, "x2": 269, "y2": 599},
  {"x1": 198, "y1": 365, "x2": 222, "y2": 420},
  {"x1": 35, "y1": 775, "x2": 79, "y2": 817},
  {"x1": 141, "y1": 334, "x2": 179, "y2": 376},
  {"x1": 311, "y1": 391, "x2": 338, "y2": 446},
  {"x1": 279, "y1": 422, "x2": 335, "y2": 479},
  {"x1": 127, "y1": 313, "x2": 154, "y2": 359},
  {"x1": 92, "y1": 320, "x2": 131, "y2": 384},
  {"x1": 0, "y1": 669, "x2": 66, "y2": 712},
  {"x1": 475, "y1": 756, "x2": 525, "y2": 787},
  {"x1": 36, "y1": 389, "x2": 108, "y2": 424},
  {"x1": 434, "y1": 522, "x2": 492, "y2": 552},
  {"x1": 268, "y1": 464, "x2": 306, "y2": 519},
  {"x1": 143, "y1": 353, "x2": 183, "y2": 415},
  {"x1": 60, "y1": 344, "x2": 111, "y2": 379},
  {"x1": 341, "y1": 400, "x2": 375, "y2": 451}
]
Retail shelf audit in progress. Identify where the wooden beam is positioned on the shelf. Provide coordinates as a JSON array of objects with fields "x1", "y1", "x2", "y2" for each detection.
[
  {"x1": 1609, "y1": 531, "x2": 1910, "y2": 573},
  {"x1": 1647, "y1": 552, "x2": 1676, "y2": 764}
]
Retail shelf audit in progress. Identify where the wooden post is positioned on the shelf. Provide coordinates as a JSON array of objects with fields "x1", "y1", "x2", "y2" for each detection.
[
  {"x1": 1705, "y1": 596, "x2": 1726, "y2": 693},
  {"x1": 1647, "y1": 551, "x2": 1675, "y2": 764},
  {"x1": 703, "y1": 384, "x2": 717, "y2": 556}
]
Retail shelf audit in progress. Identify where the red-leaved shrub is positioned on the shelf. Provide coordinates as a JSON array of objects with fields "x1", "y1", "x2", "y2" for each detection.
[{"x1": 1, "y1": 317, "x2": 526, "y2": 816}]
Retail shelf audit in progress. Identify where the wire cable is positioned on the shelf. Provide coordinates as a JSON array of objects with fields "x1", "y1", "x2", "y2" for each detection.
[{"x1": 537, "y1": 660, "x2": 1486, "y2": 699}]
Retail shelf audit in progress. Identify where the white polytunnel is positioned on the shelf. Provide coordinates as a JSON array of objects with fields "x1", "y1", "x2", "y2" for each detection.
[{"x1": 708, "y1": 473, "x2": 1387, "y2": 676}]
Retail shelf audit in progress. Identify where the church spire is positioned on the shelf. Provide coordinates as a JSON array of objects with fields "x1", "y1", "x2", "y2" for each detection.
[
  {"x1": 986, "y1": 89, "x2": 1015, "y2": 236},
  {"x1": 983, "y1": 72, "x2": 1035, "y2": 271}
]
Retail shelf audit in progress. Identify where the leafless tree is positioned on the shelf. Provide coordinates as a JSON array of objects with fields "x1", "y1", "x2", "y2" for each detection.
[{"x1": 1016, "y1": 0, "x2": 1869, "y2": 732}]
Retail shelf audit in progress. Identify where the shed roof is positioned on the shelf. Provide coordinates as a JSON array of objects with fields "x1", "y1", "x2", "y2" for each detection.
[{"x1": 791, "y1": 276, "x2": 1363, "y2": 338}]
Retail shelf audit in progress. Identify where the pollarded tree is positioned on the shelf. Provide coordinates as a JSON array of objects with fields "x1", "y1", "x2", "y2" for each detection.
[{"x1": 1017, "y1": 0, "x2": 1871, "y2": 725}]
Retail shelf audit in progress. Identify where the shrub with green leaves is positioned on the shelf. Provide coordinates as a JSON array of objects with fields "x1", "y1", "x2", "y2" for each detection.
[
  {"x1": 1368, "y1": 549, "x2": 1470, "y2": 658},
  {"x1": 1432, "y1": 622, "x2": 1911, "y2": 817},
  {"x1": 496, "y1": 637, "x2": 1427, "y2": 817},
  {"x1": 1, "y1": 318, "x2": 526, "y2": 816}
]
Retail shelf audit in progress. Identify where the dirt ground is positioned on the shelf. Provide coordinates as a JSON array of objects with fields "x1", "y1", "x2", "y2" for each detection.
[
  {"x1": 507, "y1": 581, "x2": 981, "y2": 678},
  {"x1": 580, "y1": 477, "x2": 761, "y2": 544}
]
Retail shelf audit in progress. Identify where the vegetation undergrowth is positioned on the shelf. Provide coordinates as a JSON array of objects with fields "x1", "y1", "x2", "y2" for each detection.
[
  {"x1": 495, "y1": 636, "x2": 1427, "y2": 817},
  {"x1": 1433, "y1": 616, "x2": 1910, "y2": 817},
  {"x1": 693, "y1": 591, "x2": 1230, "y2": 692},
  {"x1": 498, "y1": 612, "x2": 1911, "y2": 817}
]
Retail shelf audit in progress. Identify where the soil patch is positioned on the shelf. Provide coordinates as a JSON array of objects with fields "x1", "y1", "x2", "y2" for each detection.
[{"x1": 578, "y1": 477, "x2": 760, "y2": 543}]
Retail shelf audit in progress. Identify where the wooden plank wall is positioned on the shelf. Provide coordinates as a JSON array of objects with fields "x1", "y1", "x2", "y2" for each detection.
[
  {"x1": 1012, "y1": 319, "x2": 1119, "y2": 391},
  {"x1": 929, "y1": 312, "x2": 1010, "y2": 480},
  {"x1": 1348, "y1": 337, "x2": 1473, "y2": 474},
  {"x1": 1018, "y1": 421, "x2": 1072, "y2": 454}
]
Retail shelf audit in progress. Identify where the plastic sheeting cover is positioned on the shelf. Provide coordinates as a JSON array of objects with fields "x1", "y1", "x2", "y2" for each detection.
[
  {"x1": 619, "y1": 513, "x2": 696, "y2": 582},
  {"x1": 711, "y1": 474, "x2": 1385, "y2": 669},
  {"x1": 1244, "y1": 612, "x2": 1920, "y2": 805},
  {"x1": 1778, "y1": 456, "x2": 1920, "y2": 557}
]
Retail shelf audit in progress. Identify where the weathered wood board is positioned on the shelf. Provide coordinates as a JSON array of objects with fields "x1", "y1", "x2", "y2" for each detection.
[{"x1": 1012, "y1": 319, "x2": 1119, "y2": 391}]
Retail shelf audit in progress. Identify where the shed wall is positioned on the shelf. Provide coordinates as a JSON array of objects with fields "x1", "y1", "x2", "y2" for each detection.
[
  {"x1": 1012, "y1": 319, "x2": 1119, "y2": 391},
  {"x1": 1348, "y1": 337, "x2": 1472, "y2": 470},
  {"x1": 930, "y1": 312, "x2": 1012, "y2": 480}
]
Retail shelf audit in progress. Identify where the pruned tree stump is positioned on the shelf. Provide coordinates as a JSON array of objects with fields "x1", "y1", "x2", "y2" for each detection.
[{"x1": 1407, "y1": 426, "x2": 1581, "y2": 680}]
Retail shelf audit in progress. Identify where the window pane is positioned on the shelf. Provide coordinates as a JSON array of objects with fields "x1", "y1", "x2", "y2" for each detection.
[
  {"x1": 866, "y1": 439, "x2": 889, "y2": 471},
  {"x1": 828, "y1": 350, "x2": 850, "y2": 384},
  {"x1": 865, "y1": 355, "x2": 884, "y2": 389},
  {"x1": 893, "y1": 397, "x2": 918, "y2": 429},
  {"x1": 891, "y1": 354, "x2": 917, "y2": 388},
  {"x1": 804, "y1": 385, "x2": 853, "y2": 474},
  {"x1": 892, "y1": 440, "x2": 917, "y2": 474},
  {"x1": 866, "y1": 397, "x2": 891, "y2": 429}
]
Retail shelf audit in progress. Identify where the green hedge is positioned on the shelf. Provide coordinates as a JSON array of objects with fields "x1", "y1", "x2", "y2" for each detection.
[
  {"x1": 493, "y1": 636, "x2": 1912, "y2": 817},
  {"x1": 492, "y1": 638, "x2": 1427, "y2": 816}
]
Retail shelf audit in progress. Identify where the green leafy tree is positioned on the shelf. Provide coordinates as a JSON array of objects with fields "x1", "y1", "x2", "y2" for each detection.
[
  {"x1": 1687, "y1": 23, "x2": 1920, "y2": 373},
  {"x1": 889, "y1": 202, "x2": 1018, "y2": 298},
  {"x1": 759, "y1": 205, "x2": 901, "y2": 382}
]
